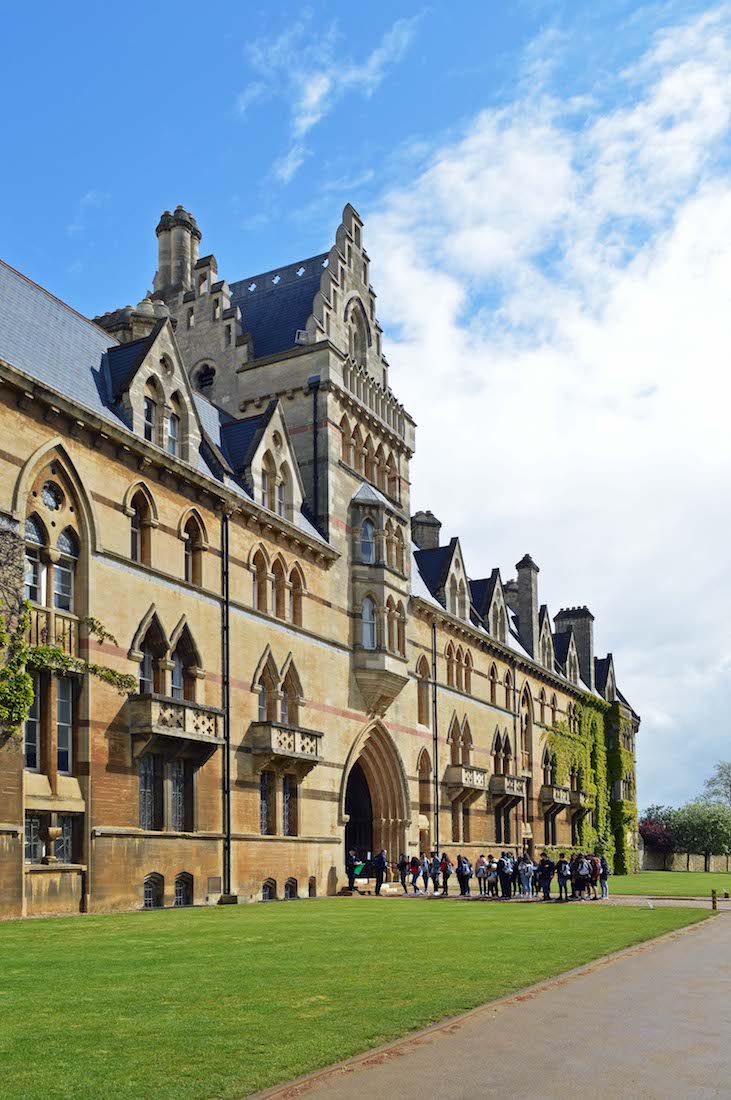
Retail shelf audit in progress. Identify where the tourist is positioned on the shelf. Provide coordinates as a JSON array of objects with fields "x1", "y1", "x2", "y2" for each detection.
[
  {"x1": 556, "y1": 852, "x2": 571, "y2": 902},
  {"x1": 537, "y1": 851, "x2": 555, "y2": 900},
  {"x1": 346, "y1": 848, "x2": 358, "y2": 893},
  {"x1": 487, "y1": 855, "x2": 499, "y2": 897},
  {"x1": 440, "y1": 852, "x2": 453, "y2": 895},
  {"x1": 374, "y1": 849, "x2": 388, "y2": 896},
  {"x1": 518, "y1": 853, "x2": 534, "y2": 897},
  {"x1": 589, "y1": 853, "x2": 601, "y2": 900},
  {"x1": 600, "y1": 854, "x2": 611, "y2": 899},
  {"x1": 430, "y1": 851, "x2": 442, "y2": 893},
  {"x1": 456, "y1": 854, "x2": 466, "y2": 895},
  {"x1": 475, "y1": 853, "x2": 489, "y2": 895},
  {"x1": 575, "y1": 852, "x2": 592, "y2": 899},
  {"x1": 410, "y1": 854, "x2": 422, "y2": 893},
  {"x1": 511, "y1": 855, "x2": 520, "y2": 897},
  {"x1": 570, "y1": 852, "x2": 580, "y2": 899},
  {"x1": 397, "y1": 853, "x2": 409, "y2": 894},
  {"x1": 497, "y1": 852, "x2": 512, "y2": 898},
  {"x1": 463, "y1": 855, "x2": 473, "y2": 895},
  {"x1": 420, "y1": 851, "x2": 431, "y2": 894}
]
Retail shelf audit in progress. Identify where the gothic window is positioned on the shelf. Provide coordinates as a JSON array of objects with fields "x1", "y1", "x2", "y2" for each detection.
[
  {"x1": 55, "y1": 814, "x2": 75, "y2": 863},
  {"x1": 272, "y1": 559, "x2": 287, "y2": 620},
  {"x1": 260, "y1": 771, "x2": 275, "y2": 835},
  {"x1": 340, "y1": 416, "x2": 353, "y2": 465},
  {"x1": 361, "y1": 519, "x2": 376, "y2": 564},
  {"x1": 397, "y1": 601, "x2": 406, "y2": 656},
  {"x1": 551, "y1": 693, "x2": 558, "y2": 726},
  {"x1": 289, "y1": 565, "x2": 304, "y2": 626},
  {"x1": 489, "y1": 664, "x2": 498, "y2": 705},
  {"x1": 464, "y1": 651, "x2": 473, "y2": 695},
  {"x1": 504, "y1": 670, "x2": 513, "y2": 711},
  {"x1": 361, "y1": 597, "x2": 377, "y2": 650},
  {"x1": 54, "y1": 528, "x2": 79, "y2": 614},
  {"x1": 539, "y1": 688, "x2": 547, "y2": 724},
  {"x1": 416, "y1": 657, "x2": 430, "y2": 727},
  {"x1": 24, "y1": 515, "x2": 47, "y2": 604},
  {"x1": 457, "y1": 580, "x2": 467, "y2": 620},
  {"x1": 283, "y1": 775, "x2": 298, "y2": 837},
  {"x1": 446, "y1": 643, "x2": 455, "y2": 688},
  {"x1": 448, "y1": 719, "x2": 461, "y2": 767},
  {"x1": 139, "y1": 755, "x2": 163, "y2": 830},
  {"x1": 386, "y1": 454, "x2": 399, "y2": 501},
  {"x1": 252, "y1": 550, "x2": 268, "y2": 613},
  {"x1": 284, "y1": 877, "x2": 298, "y2": 899},
  {"x1": 171, "y1": 759, "x2": 193, "y2": 831},
  {"x1": 143, "y1": 873, "x2": 164, "y2": 909},
  {"x1": 542, "y1": 748, "x2": 554, "y2": 787},
  {"x1": 262, "y1": 878, "x2": 277, "y2": 900},
  {"x1": 384, "y1": 520, "x2": 395, "y2": 569},
  {"x1": 174, "y1": 873, "x2": 193, "y2": 907},
  {"x1": 394, "y1": 528, "x2": 405, "y2": 574},
  {"x1": 138, "y1": 616, "x2": 167, "y2": 695},
  {"x1": 461, "y1": 722, "x2": 473, "y2": 766},
  {"x1": 170, "y1": 630, "x2": 198, "y2": 703},
  {"x1": 24, "y1": 674, "x2": 41, "y2": 771},
  {"x1": 257, "y1": 665, "x2": 277, "y2": 722},
  {"x1": 25, "y1": 813, "x2": 44, "y2": 864},
  {"x1": 261, "y1": 452, "x2": 276, "y2": 510},
  {"x1": 56, "y1": 676, "x2": 73, "y2": 774},
  {"x1": 129, "y1": 490, "x2": 152, "y2": 566},
  {"x1": 143, "y1": 379, "x2": 162, "y2": 445},
  {"x1": 167, "y1": 395, "x2": 182, "y2": 458},
  {"x1": 449, "y1": 576, "x2": 458, "y2": 617},
  {"x1": 281, "y1": 665, "x2": 301, "y2": 727},
  {"x1": 386, "y1": 596, "x2": 396, "y2": 653},
  {"x1": 183, "y1": 516, "x2": 205, "y2": 587}
]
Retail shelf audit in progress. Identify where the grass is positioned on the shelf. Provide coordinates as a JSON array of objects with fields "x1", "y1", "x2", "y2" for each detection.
[
  {"x1": 0, "y1": 899, "x2": 709, "y2": 1100},
  {"x1": 611, "y1": 870, "x2": 731, "y2": 896}
]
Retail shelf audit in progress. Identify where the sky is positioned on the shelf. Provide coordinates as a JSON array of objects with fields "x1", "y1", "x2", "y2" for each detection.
[{"x1": 3, "y1": 0, "x2": 730, "y2": 809}]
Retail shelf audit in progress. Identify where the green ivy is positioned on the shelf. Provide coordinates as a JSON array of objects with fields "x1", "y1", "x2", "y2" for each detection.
[
  {"x1": 0, "y1": 605, "x2": 137, "y2": 739},
  {"x1": 606, "y1": 701, "x2": 640, "y2": 873}
]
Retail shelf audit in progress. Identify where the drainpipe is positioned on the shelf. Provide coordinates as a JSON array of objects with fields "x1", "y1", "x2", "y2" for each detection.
[
  {"x1": 307, "y1": 375, "x2": 322, "y2": 537},
  {"x1": 221, "y1": 509, "x2": 232, "y2": 897},
  {"x1": 431, "y1": 620, "x2": 440, "y2": 854},
  {"x1": 512, "y1": 656, "x2": 519, "y2": 854}
]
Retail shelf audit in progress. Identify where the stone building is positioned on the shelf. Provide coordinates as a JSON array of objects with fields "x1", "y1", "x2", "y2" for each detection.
[{"x1": 0, "y1": 204, "x2": 639, "y2": 917}]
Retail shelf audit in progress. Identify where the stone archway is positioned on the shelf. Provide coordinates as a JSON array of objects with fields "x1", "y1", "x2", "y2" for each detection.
[{"x1": 340, "y1": 723, "x2": 411, "y2": 867}]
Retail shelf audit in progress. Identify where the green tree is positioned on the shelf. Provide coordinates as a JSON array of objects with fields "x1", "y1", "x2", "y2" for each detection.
[
  {"x1": 703, "y1": 762, "x2": 731, "y2": 807},
  {"x1": 0, "y1": 522, "x2": 136, "y2": 737},
  {"x1": 673, "y1": 800, "x2": 731, "y2": 871}
]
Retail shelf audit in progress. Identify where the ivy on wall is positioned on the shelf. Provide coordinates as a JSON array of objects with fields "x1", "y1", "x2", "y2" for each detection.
[{"x1": 606, "y1": 701, "x2": 640, "y2": 874}]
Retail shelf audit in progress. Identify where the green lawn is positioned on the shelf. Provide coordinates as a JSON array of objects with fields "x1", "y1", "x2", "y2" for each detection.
[
  {"x1": 611, "y1": 870, "x2": 731, "y2": 896},
  {"x1": 0, "y1": 899, "x2": 709, "y2": 1100}
]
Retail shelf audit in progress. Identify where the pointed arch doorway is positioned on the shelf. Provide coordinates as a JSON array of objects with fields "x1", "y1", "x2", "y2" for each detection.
[{"x1": 340, "y1": 723, "x2": 410, "y2": 866}]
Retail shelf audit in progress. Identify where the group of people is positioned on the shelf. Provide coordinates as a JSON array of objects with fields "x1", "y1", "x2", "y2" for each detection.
[{"x1": 347, "y1": 847, "x2": 611, "y2": 900}]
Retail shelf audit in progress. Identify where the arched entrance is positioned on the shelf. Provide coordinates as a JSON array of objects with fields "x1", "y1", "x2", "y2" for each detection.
[
  {"x1": 345, "y1": 761, "x2": 373, "y2": 859},
  {"x1": 340, "y1": 723, "x2": 410, "y2": 866}
]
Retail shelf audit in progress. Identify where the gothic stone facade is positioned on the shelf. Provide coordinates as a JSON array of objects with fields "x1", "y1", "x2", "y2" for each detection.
[{"x1": 0, "y1": 204, "x2": 639, "y2": 917}]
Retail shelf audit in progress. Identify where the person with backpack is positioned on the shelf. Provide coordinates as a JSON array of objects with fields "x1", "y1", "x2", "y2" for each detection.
[
  {"x1": 346, "y1": 848, "x2": 359, "y2": 893},
  {"x1": 487, "y1": 856, "x2": 499, "y2": 897},
  {"x1": 440, "y1": 852, "x2": 453, "y2": 895},
  {"x1": 430, "y1": 851, "x2": 442, "y2": 894},
  {"x1": 410, "y1": 854, "x2": 422, "y2": 894},
  {"x1": 397, "y1": 853, "x2": 409, "y2": 894},
  {"x1": 575, "y1": 853, "x2": 592, "y2": 899},
  {"x1": 518, "y1": 853, "x2": 534, "y2": 897},
  {"x1": 537, "y1": 852, "x2": 555, "y2": 900},
  {"x1": 373, "y1": 849, "x2": 388, "y2": 896},
  {"x1": 420, "y1": 851, "x2": 431, "y2": 894},
  {"x1": 497, "y1": 852, "x2": 512, "y2": 899},
  {"x1": 556, "y1": 852, "x2": 571, "y2": 902},
  {"x1": 589, "y1": 853, "x2": 601, "y2": 900},
  {"x1": 511, "y1": 855, "x2": 521, "y2": 897},
  {"x1": 599, "y1": 854, "x2": 611, "y2": 898},
  {"x1": 463, "y1": 855, "x2": 473, "y2": 896},
  {"x1": 475, "y1": 853, "x2": 489, "y2": 896}
]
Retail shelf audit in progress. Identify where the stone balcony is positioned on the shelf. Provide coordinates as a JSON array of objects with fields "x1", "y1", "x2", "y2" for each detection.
[
  {"x1": 489, "y1": 773, "x2": 527, "y2": 809},
  {"x1": 570, "y1": 790, "x2": 590, "y2": 809},
  {"x1": 26, "y1": 605, "x2": 79, "y2": 657},
  {"x1": 445, "y1": 763, "x2": 488, "y2": 806},
  {"x1": 128, "y1": 694, "x2": 224, "y2": 763},
  {"x1": 247, "y1": 721, "x2": 323, "y2": 777},
  {"x1": 540, "y1": 784, "x2": 571, "y2": 808}
]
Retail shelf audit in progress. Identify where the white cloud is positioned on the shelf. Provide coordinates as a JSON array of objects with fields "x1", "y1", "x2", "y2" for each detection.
[
  {"x1": 366, "y1": 6, "x2": 731, "y2": 809},
  {"x1": 237, "y1": 15, "x2": 420, "y2": 181}
]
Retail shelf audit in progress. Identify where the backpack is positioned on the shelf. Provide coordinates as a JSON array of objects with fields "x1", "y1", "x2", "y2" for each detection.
[
  {"x1": 578, "y1": 858, "x2": 591, "y2": 877},
  {"x1": 601, "y1": 857, "x2": 611, "y2": 876}
]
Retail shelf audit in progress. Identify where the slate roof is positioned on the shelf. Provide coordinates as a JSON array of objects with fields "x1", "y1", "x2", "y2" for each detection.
[
  {"x1": 106, "y1": 323, "x2": 163, "y2": 399},
  {"x1": 469, "y1": 569, "x2": 499, "y2": 619},
  {"x1": 229, "y1": 253, "x2": 327, "y2": 360},
  {"x1": 552, "y1": 630, "x2": 573, "y2": 667},
  {"x1": 413, "y1": 539, "x2": 457, "y2": 600},
  {"x1": 594, "y1": 655, "x2": 612, "y2": 696},
  {"x1": 218, "y1": 401, "x2": 276, "y2": 473}
]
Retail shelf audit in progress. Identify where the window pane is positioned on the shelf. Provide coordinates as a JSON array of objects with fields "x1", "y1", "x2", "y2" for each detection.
[
  {"x1": 24, "y1": 814, "x2": 43, "y2": 863},
  {"x1": 260, "y1": 772, "x2": 271, "y2": 835},
  {"x1": 171, "y1": 652, "x2": 184, "y2": 700},
  {"x1": 24, "y1": 549, "x2": 42, "y2": 603},
  {"x1": 140, "y1": 650, "x2": 154, "y2": 694},
  {"x1": 55, "y1": 815, "x2": 74, "y2": 863},
  {"x1": 54, "y1": 560, "x2": 74, "y2": 612},
  {"x1": 56, "y1": 678, "x2": 72, "y2": 774},
  {"x1": 168, "y1": 414, "x2": 180, "y2": 456},
  {"x1": 171, "y1": 759, "x2": 185, "y2": 831},
  {"x1": 143, "y1": 398, "x2": 156, "y2": 442},
  {"x1": 24, "y1": 675, "x2": 40, "y2": 770}
]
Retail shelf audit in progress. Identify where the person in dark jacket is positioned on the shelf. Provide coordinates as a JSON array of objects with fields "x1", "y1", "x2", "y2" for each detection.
[
  {"x1": 346, "y1": 848, "x2": 359, "y2": 892},
  {"x1": 440, "y1": 852, "x2": 453, "y2": 895},
  {"x1": 397, "y1": 853, "x2": 409, "y2": 894},
  {"x1": 373, "y1": 849, "x2": 388, "y2": 896},
  {"x1": 538, "y1": 852, "x2": 555, "y2": 900},
  {"x1": 556, "y1": 852, "x2": 571, "y2": 902},
  {"x1": 497, "y1": 853, "x2": 512, "y2": 899},
  {"x1": 430, "y1": 852, "x2": 441, "y2": 893}
]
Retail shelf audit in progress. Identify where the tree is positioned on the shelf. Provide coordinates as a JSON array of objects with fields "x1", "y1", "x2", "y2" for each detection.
[
  {"x1": 673, "y1": 800, "x2": 731, "y2": 872},
  {"x1": 638, "y1": 804, "x2": 676, "y2": 853},
  {"x1": 0, "y1": 521, "x2": 136, "y2": 738},
  {"x1": 703, "y1": 762, "x2": 731, "y2": 807}
]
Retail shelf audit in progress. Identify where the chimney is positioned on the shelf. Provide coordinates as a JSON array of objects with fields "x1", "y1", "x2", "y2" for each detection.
[
  {"x1": 411, "y1": 510, "x2": 441, "y2": 550},
  {"x1": 503, "y1": 578, "x2": 519, "y2": 614},
  {"x1": 153, "y1": 206, "x2": 201, "y2": 296},
  {"x1": 516, "y1": 554, "x2": 540, "y2": 658},
  {"x1": 554, "y1": 607, "x2": 595, "y2": 691}
]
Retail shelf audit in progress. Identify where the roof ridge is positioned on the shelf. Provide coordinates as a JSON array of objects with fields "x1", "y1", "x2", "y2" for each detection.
[{"x1": 0, "y1": 257, "x2": 120, "y2": 344}]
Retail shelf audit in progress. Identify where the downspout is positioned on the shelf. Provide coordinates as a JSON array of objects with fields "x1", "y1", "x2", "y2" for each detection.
[
  {"x1": 307, "y1": 375, "x2": 322, "y2": 537},
  {"x1": 512, "y1": 656, "x2": 519, "y2": 854},
  {"x1": 431, "y1": 620, "x2": 440, "y2": 854},
  {"x1": 221, "y1": 509, "x2": 232, "y2": 897}
]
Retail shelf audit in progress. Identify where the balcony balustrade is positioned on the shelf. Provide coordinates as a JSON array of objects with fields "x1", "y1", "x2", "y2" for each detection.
[
  {"x1": 248, "y1": 720, "x2": 323, "y2": 777},
  {"x1": 129, "y1": 694, "x2": 224, "y2": 763},
  {"x1": 445, "y1": 763, "x2": 488, "y2": 805},
  {"x1": 540, "y1": 784, "x2": 571, "y2": 808},
  {"x1": 26, "y1": 606, "x2": 79, "y2": 657}
]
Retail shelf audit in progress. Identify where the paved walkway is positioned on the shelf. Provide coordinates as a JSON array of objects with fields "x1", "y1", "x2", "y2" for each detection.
[{"x1": 258, "y1": 913, "x2": 731, "y2": 1100}]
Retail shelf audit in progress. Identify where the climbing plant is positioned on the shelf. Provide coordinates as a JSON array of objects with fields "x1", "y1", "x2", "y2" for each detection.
[{"x1": 606, "y1": 701, "x2": 640, "y2": 873}]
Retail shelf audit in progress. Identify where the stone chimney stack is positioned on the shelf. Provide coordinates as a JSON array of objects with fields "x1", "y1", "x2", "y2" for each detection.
[
  {"x1": 411, "y1": 510, "x2": 442, "y2": 550},
  {"x1": 554, "y1": 607, "x2": 595, "y2": 691},
  {"x1": 503, "y1": 578, "x2": 519, "y2": 614},
  {"x1": 516, "y1": 554, "x2": 540, "y2": 658},
  {"x1": 153, "y1": 206, "x2": 201, "y2": 297}
]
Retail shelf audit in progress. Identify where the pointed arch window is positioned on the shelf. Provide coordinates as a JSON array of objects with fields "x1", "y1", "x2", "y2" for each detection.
[
  {"x1": 416, "y1": 657, "x2": 431, "y2": 727},
  {"x1": 386, "y1": 596, "x2": 397, "y2": 653},
  {"x1": 394, "y1": 528, "x2": 405, "y2": 574},
  {"x1": 446, "y1": 644, "x2": 455, "y2": 688},
  {"x1": 504, "y1": 670, "x2": 513, "y2": 711},
  {"x1": 489, "y1": 664, "x2": 498, "y2": 705},
  {"x1": 448, "y1": 720, "x2": 461, "y2": 767},
  {"x1": 461, "y1": 722, "x2": 473, "y2": 766},
  {"x1": 130, "y1": 491, "x2": 152, "y2": 566},
  {"x1": 138, "y1": 618, "x2": 167, "y2": 695},
  {"x1": 24, "y1": 516, "x2": 46, "y2": 604},
  {"x1": 455, "y1": 647, "x2": 464, "y2": 692},
  {"x1": 289, "y1": 566, "x2": 304, "y2": 626},
  {"x1": 361, "y1": 597, "x2": 377, "y2": 650},
  {"x1": 361, "y1": 519, "x2": 375, "y2": 564},
  {"x1": 542, "y1": 748, "x2": 555, "y2": 787},
  {"x1": 551, "y1": 693, "x2": 558, "y2": 726},
  {"x1": 183, "y1": 516, "x2": 204, "y2": 587},
  {"x1": 252, "y1": 550, "x2": 268, "y2": 613},
  {"x1": 143, "y1": 398, "x2": 157, "y2": 443},
  {"x1": 340, "y1": 416, "x2": 353, "y2": 465},
  {"x1": 464, "y1": 651, "x2": 473, "y2": 695},
  {"x1": 167, "y1": 394, "x2": 182, "y2": 458},
  {"x1": 272, "y1": 559, "x2": 287, "y2": 620},
  {"x1": 396, "y1": 601, "x2": 406, "y2": 656},
  {"x1": 171, "y1": 632, "x2": 198, "y2": 703},
  {"x1": 143, "y1": 872, "x2": 164, "y2": 908},
  {"x1": 174, "y1": 872, "x2": 193, "y2": 907}
]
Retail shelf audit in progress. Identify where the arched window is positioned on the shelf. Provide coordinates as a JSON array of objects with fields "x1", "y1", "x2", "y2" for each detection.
[
  {"x1": 445, "y1": 643, "x2": 455, "y2": 688},
  {"x1": 361, "y1": 518, "x2": 376, "y2": 564},
  {"x1": 386, "y1": 596, "x2": 396, "y2": 653},
  {"x1": 539, "y1": 688, "x2": 547, "y2": 724},
  {"x1": 289, "y1": 565, "x2": 304, "y2": 626},
  {"x1": 394, "y1": 528, "x2": 405, "y2": 574},
  {"x1": 384, "y1": 520, "x2": 395, "y2": 569},
  {"x1": 361, "y1": 597, "x2": 376, "y2": 650},
  {"x1": 396, "y1": 601, "x2": 406, "y2": 656},
  {"x1": 170, "y1": 629, "x2": 199, "y2": 703},
  {"x1": 143, "y1": 873, "x2": 164, "y2": 909},
  {"x1": 551, "y1": 693, "x2": 558, "y2": 726},
  {"x1": 374, "y1": 444, "x2": 386, "y2": 492},
  {"x1": 449, "y1": 576, "x2": 458, "y2": 616},
  {"x1": 455, "y1": 647, "x2": 464, "y2": 692},
  {"x1": 252, "y1": 550, "x2": 268, "y2": 613},
  {"x1": 457, "y1": 580, "x2": 467, "y2": 620},
  {"x1": 138, "y1": 615, "x2": 168, "y2": 695},
  {"x1": 492, "y1": 731, "x2": 503, "y2": 775},
  {"x1": 489, "y1": 663, "x2": 498, "y2": 705},
  {"x1": 272, "y1": 559, "x2": 287, "y2": 620},
  {"x1": 24, "y1": 516, "x2": 46, "y2": 604},
  {"x1": 174, "y1": 873, "x2": 193, "y2": 907},
  {"x1": 261, "y1": 453, "x2": 276, "y2": 511},
  {"x1": 183, "y1": 516, "x2": 204, "y2": 587},
  {"x1": 352, "y1": 426, "x2": 365, "y2": 475},
  {"x1": 340, "y1": 416, "x2": 353, "y2": 465},
  {"x1": 364, "y1": 437, "x2": 375, "y2": 483},
  {"x1": 416, "y1": 657, "x2": 431, "y2": 727},
  {"x1": 448, "y1": 718, "x2": 461, "y2": 766},
  {"x1": 499, "y1": 606, "x2": 506, "y2": 642},
  {"x1": 167, "y1": 394, "x2": 182, "y2": 458},
  {"x1": 54, "y1": 526, "x2": 79, "y2": 611},
  {"x1": 502, "y1": 734, "x2": 513, "y2": 776},
  {"x1": 262, "y1": 878, "x2": 277, "y2": 901},
  {"x1": 281, "y1": 663, "x2": 302, "y2": 727},
  {"x1": 284, "y1": 877, "x2": 298, "y2": 900},
  {"x1": 130, "y1": 490, "x2": 152, "y2": 566},
  {"x1": 257, "y1": 664, "x2": 278, "y2": 722},
  {"x1": 504, "y1": 669, "x2": 513, "y2": 711},
  {"x1": 464, "y1": 651, "x2": 473, "y2": 695},
  {"x1": 542, "y1": 748, "x2": 554, "y2": 787},
  {"x1": 308, "y1": 877, "x2": 317, "y2": 898},
  {"x1": 386, "y1": 454, "x2": 399, "y2": 500},
  {"x1": 461, "y1": 721, "x2": 473, "y2": 766}
]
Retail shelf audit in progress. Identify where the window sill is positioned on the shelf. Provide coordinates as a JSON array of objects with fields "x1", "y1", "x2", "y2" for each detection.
[{"x1": 25, "y1": 863, "x2": 87, "y2": 873}]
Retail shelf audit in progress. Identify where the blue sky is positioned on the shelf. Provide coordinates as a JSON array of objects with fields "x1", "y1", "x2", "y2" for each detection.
[{"x1": 3, "y1": 1, "x2": 731, "y2": 809}]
